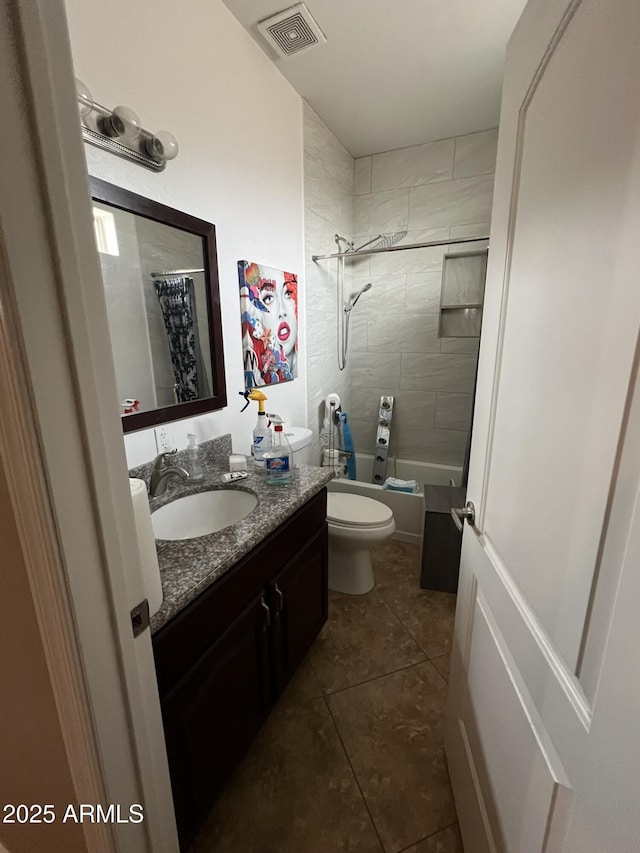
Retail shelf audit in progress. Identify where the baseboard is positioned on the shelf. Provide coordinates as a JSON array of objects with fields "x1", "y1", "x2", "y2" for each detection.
[{"x1": 392, "y1": 530, "x2": 421, "y2": 546}]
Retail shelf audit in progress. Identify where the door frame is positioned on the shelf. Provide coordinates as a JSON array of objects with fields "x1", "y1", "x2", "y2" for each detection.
[{"x1": 1, "y1": 2, "x2": 178, "y2": 851}]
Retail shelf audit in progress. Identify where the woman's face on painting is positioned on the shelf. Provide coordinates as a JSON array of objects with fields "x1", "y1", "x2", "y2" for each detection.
[{"x1": 259, "y1": 276, "x2": 297, "y2": 356}]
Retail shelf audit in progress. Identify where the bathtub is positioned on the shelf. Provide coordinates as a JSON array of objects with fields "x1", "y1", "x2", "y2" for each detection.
[{"x1": 327, "y1": 453, "x2": 463, "y2": 545}]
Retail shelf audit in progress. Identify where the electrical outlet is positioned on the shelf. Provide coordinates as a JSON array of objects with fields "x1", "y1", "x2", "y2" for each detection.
[{"x1": 154, "y1": 425, "x2": 174, "y2": 453}]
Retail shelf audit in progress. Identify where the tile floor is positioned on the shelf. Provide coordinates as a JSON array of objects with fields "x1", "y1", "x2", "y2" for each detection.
[{"x1": 191, "y1": 541, "x2": 462, "y2": 853}]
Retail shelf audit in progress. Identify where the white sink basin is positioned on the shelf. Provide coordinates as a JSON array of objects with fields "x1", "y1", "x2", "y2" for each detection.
[{"x1": 151, "y1": 489, "x2": 257, "y2": 540}]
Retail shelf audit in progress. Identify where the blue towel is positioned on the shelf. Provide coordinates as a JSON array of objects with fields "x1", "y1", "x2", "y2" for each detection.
[
  {"x1": 383, "y1": 477, "x2": 419, "y2": 493},
  {"x1": 338, "y1": 411, "x2": 357, "y2": 480}
]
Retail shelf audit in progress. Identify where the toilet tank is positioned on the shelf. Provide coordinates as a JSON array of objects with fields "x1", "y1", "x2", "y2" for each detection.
[{"x1": 285, "y1": 426, "x2": 313, "y2": 466}]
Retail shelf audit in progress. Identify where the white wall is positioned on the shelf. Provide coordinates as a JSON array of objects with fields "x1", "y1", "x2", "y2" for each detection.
[
  {"x1": 303, "y1": 103, "x2": 356, "y2": 463},
  {"x1": 64, "y1": 0, "x2": 307, "y2": 467}
]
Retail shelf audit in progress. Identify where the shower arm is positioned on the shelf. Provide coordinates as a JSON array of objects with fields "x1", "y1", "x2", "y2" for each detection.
[
  {"x1": 352, "y1": 235, "x2": 384, "y2": 252},
  {"x1": 313, "y1": 234, "x2": 489, "y2": 262}
]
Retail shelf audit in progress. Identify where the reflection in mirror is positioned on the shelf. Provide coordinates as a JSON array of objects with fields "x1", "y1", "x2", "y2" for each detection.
[{"x1": 90, "y1": 178, "x2": 227, "y2": 432}]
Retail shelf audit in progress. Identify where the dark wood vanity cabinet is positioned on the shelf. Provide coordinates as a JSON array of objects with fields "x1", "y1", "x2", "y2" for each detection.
[
  {"x1": 152, "y1": 489, "x2": 328, "y2": 849},
  {"x1": 268, "y1": 526, "x2": 327, "y2": 694},
  {"x1": 159, "y1": 593, "x2": 272, "y2": 842}
]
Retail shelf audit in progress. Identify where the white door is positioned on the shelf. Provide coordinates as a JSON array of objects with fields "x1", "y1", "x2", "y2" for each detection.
[{"x1": 445, "y1": 0, "x2": 640, "y2": 851}]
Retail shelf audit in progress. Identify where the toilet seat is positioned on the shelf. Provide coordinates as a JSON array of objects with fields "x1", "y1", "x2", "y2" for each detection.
[{"x1": 327, "y1": 493, "x2": 393, "y2": 529}]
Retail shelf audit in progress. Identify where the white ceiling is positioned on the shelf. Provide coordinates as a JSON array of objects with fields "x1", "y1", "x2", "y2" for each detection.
[{"x1": 221, "y1": 0, "x2": 527, "y2": 157}]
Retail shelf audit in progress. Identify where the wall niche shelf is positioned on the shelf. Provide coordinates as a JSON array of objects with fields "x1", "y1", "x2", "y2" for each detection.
[{"x1": 438, "y1": 249, "x2": 488, "y2": 338}]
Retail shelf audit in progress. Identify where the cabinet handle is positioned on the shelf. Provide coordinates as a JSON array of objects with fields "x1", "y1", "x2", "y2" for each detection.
[
  {"x1": 260, "y1": 596, "x2": 271, "y2": 629},
  {"x1": 274, "y1": 582, "x2": 284, "y2": 613}
]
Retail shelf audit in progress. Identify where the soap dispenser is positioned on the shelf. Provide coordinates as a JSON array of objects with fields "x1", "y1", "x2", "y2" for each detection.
[{"x1": 186, "y1": 434, "x2": 204, "y2": 482}]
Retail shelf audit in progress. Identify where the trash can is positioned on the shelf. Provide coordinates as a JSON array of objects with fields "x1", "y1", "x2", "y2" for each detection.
[{"x1": 420, "y1": 485, "x2": 465, "y2": 593}]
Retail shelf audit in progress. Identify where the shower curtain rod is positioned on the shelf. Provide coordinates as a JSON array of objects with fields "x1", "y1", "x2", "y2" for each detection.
[
  {"x1": 312, "y1": 234, "x2": 489, "y2": 261},
  {"x1": 151, "y1": 268, "x2": 205, "y2": 277}
]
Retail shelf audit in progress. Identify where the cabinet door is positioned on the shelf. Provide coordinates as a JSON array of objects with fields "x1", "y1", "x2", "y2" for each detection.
[
  {"x1": 161, "y1": 593, "x2": 271, "y2": 849},
  {"x1": 269, "y1": 525, "x2": 328, "y2": 695}
]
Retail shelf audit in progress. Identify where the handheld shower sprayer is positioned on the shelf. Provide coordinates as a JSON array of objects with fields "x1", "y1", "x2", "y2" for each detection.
[
  {"x1": 334, "y1": 231, "x2": 405, "y2": 371},
  {"x1": 345, "y1": 282, "x2": 372, "y2": 312},
  {"x1": 340, "y1": 281, "x2": 372, "y2": 369}
]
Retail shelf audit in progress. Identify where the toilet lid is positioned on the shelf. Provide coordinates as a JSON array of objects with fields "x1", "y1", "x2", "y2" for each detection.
[{"x1": 327, "y1": 493, "x2": 393, "y2": 528}]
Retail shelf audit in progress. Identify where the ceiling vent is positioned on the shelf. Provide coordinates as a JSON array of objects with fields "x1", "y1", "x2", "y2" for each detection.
[{"x1": 257, "y1": 3, "x2": 326, "y2": 58}]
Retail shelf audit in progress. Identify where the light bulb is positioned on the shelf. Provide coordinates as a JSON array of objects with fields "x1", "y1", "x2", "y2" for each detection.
[
  {"x1": 111, "y1": 105, "x2": 142, "y2": 139},
  {"x1": 75, "y1": 78, "x2": 93, "y2": 118},
  {"x1": 99, "y1": 104, "x2": 141, "y2": 138},
  {"x1": 146, "y1": 130, "x2": 179, "y2": 162}
]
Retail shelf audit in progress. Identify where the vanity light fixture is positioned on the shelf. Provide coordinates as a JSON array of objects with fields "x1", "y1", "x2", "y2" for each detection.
[{"x1": 75, "y1": 79, "x2": 179, "y2": 172}]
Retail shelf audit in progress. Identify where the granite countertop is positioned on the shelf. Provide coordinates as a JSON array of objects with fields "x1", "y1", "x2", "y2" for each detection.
[{"x1": 129, "y1": 434, "x2": 333, "y2": 635}]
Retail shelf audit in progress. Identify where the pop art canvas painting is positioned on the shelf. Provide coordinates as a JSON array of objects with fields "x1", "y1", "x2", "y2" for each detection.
[{"x1": 238, "y1": 260, "x2": 299, "y2": 388}]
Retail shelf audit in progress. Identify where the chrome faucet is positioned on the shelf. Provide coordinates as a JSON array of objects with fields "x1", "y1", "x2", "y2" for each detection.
[{"x1": 150, "y1": 450, "x2": 190, "y2": 497}]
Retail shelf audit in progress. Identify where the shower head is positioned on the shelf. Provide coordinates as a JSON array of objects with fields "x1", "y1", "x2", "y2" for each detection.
[
  {"x1": 353, "y1": 231, "x2": 408, "y2": 253},
  {"x1": 345, "y1": 282, "x2": 372, "y2": 311},
  {"x1": 370, "y1": 231, "x2": 408, "y2": 250}
]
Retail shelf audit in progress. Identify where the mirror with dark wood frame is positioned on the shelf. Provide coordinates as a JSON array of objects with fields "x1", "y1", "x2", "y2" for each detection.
[{"x1": 89, "y1": 177, "x2": 227, "y2": 433}]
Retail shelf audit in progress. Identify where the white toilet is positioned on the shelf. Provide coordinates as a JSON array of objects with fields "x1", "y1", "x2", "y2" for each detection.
[
  {"x1": 284, "y1": 426, "x2": 313, "y2": 464},
  {"x1": 326, "y1": 492, "x2": 396, "y2": 595},
  {"x1": 286, "y1": 427, "x2": 396, "y2": 594}
]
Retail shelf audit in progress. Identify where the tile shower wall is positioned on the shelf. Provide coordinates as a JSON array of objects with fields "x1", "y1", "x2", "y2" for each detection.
[
  {"x1": 304, "y1": 103, "x2": 356, "y2": 463},
  {"x1": 349, "y1": 129, "x2": 498, "y2": 467}
]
